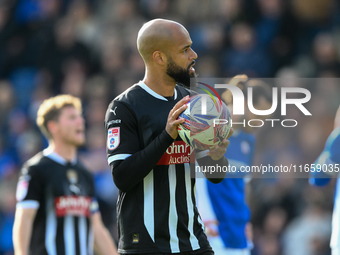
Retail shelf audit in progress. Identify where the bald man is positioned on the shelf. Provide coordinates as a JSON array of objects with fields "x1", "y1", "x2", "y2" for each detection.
[
  {"x1": 105, "y1": 19, "x2": 231, "y2": 255},
  {"x1": 137, "y1": 19, "x2": 197, "y2": 92}
]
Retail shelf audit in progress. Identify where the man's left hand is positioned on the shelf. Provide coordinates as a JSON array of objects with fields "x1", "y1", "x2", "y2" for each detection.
[{"x1": 207, "y1": 128, "x2": 234, "y2": 160}]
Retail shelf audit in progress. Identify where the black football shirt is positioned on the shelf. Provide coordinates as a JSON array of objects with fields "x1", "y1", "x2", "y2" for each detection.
[
  {"x1": 105, "y1": 82, "x2": 211, "y2": 254},
  {"x1": 16, "y1": 150, "x2": 98, "y2": 255}
]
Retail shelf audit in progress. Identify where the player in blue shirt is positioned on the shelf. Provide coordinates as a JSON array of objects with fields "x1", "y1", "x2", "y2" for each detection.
[
  {"x1": 197, "y1": 76, "x2": 273, "y2": 255},
  {"x1": 310, "y1": 106, "x2": 340, "y2": 255}
]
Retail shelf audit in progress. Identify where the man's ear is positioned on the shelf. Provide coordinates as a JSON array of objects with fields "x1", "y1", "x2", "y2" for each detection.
[
  {"x1": 47, "y1": 120, "x2": 57, "y2": 137},
  {"x1": 153, "y1": 51, "x2": 167, "y2": 66}
]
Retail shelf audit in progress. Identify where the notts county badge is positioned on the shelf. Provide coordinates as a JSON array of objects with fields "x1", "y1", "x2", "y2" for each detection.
[
  {"x1": 67, "y1": 170, "x2": 78, "y2": 184},
  {"x1": 67, "y1": 170, "x2": 80, "y2": 194}
]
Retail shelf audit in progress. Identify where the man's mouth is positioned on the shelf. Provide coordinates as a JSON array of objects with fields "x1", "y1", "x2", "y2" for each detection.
[
  {"x1": 189, "y1": 61, "x2": 196, "y2": 74},
  {"x1": 76, "y1": 129, "x2": 84, "y2": 135}
]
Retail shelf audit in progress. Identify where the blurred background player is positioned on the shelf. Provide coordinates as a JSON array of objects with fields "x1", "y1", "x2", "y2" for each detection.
[
  {"x1": 310, "y1": 105, "x2": 340, "y2": 255},
  {"x1": 12, "y1": 95, "x2": 118, "y2": 255},
  {"x1": 197, "y1": 75, "x2": 273, "y2": 255}
]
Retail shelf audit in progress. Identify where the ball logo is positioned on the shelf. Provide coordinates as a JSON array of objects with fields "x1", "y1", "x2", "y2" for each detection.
[
  {"x1": 107, "y1": 127, "x2": 120, "y2": 150},
  {"x1": 197, "y1": 82, "x2": 223, "y2": 114}
]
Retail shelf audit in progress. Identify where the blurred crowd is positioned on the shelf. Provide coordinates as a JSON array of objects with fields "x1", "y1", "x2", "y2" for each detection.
[{"x1": 0, "y1": 0, "x2": 340, "y2": 254}]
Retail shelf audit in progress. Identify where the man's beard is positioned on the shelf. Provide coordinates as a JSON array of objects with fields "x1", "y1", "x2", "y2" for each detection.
[{"x1": 166, "y1": 56, "x2": 196, "y2": 88}]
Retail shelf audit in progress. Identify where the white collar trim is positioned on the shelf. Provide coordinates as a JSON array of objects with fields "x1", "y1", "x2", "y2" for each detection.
[
  {"x1": 138, "y1": 81, "x2": 177, "y2": 101},
  {"x1": 43, "y1": 149, "x2": 77, "y2": 166}
]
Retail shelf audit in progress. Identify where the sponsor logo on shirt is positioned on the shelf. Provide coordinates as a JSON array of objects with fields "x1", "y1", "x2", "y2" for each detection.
[
  {"x1": 107, "y1": 127, "x2": 120, "y2": 150},
  {"x1": 55, "y1": 196, "x2": 91, "y2": 217},
  {"x1": 132, "y1": 233, "x2": 139, "y2": 243},
  {"x1": 110, "y1": 106, "x2": 117, "y2": 115},
  {"x1": 107, "y1": 119, "x2": 122, "y2": 125},
  {"x1": 157, "y1": 141, "x2": 194, "y2": 165}
]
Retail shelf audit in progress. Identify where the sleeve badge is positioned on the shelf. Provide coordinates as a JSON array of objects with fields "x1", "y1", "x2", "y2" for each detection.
[
  {"x1": 107, "y1": 127, "x2": 120, "y2": 150},
  {"x1": 16, "y1": 175, "x2": 31, "y2": 202}
]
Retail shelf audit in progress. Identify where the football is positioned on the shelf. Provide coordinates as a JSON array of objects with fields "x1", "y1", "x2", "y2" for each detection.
[{"x1": 178, "y1": 94, "x2": 232, "y2": 150}]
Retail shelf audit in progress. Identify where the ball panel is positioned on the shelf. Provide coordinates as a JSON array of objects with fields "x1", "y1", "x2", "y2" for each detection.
[{"x1": 178, "y1": 94, "x2": 231, "y2": 150}]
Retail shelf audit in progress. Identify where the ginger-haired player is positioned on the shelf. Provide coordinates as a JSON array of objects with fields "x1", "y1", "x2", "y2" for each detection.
[{"x1": 13, "y1": 94, "x2": 118, "y2": 255}]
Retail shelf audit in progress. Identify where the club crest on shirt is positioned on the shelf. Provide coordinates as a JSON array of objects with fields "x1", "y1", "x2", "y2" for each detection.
[
  {"x1": 107, "y1": 127, "x2": 120, "y2": 150},
  {"x1": 67, "y1": 170, "x2": 78, "y2": 184},
  {"x1": 16, "y1": 175, "x2": 31, "y2": 201},
  {"x1": 67, "y1": 170, "x2": 81, "y2": 194}
]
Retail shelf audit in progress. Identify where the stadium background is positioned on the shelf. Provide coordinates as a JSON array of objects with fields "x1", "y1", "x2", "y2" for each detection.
[{"x1": 0, "y1": 0, "x2": 340, "y2": 254}]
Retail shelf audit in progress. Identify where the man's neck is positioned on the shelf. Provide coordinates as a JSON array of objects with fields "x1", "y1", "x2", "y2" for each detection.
[
  {"x1": 143, "y1": 73, "x2": 176, "y2": 97},
  {"x1": 47, "y1": 143, "x2": 77, "y2": 162}
]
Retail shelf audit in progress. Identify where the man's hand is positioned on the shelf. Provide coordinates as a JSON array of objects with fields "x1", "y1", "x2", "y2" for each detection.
[
  {"x1": 166, "y1": 96, "x2": 190, "y2": 139},
  {"x1": 334, "y1": 105, "x2": 340, "y2": 130},
  {"x1": 92, "y1": 212, "x2": 119, "y2": 255},
  {"x1": 207, "y1": 128, "x2": 234, "y2": 160},
  {"x1": 245, "y1": 222, "x2": 253, "y2": 242},
  {"x1": 204, "y1": 220, "x2": 220, "y2": 237}
]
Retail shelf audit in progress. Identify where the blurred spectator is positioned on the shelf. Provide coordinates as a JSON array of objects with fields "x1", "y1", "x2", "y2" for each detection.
[
  {"x1": 39, "y1": 16, "x2": 93, "y2": 92},
  {"x1": 0, "y1": 135, "x2": 17, "y2": 180},
  {"x1": 282, "y1": 205, "x2": 332, "y2": 255},
  {"x1": 66, "y1": 0, "x2": 98, "y2": 49},
  {"x1": 313, "y1": 33, "x2": 340, "y2": 75},
  {"x1": 291, "y1": 0, "x2": 334, "y2": 25},
  {"x1": 0, "y1": 180, "x2": 16, "y2": 255},
  {"x1": 0, "y1": 80, "x2": 15, "y2": 132},
  {"x1": 291, "y1": 0, "x2": 335, "y2": 55},
  {"x1": 222, "y1": 22, "x2": 272, "y2": 77}
]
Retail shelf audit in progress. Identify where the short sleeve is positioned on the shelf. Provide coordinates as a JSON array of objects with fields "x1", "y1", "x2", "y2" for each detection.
[
  {"x1": 16, "y1": 165, "x2": 44, "y2": 209},
  {"x1": 90, "y1": 198, "x2": 99, "y2": 214}
]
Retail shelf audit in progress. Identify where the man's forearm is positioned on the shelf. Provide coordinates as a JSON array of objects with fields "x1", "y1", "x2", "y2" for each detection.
[
  {"x1": 92, "y1": 213, "x2": 118, "y2": 255},
  {"x1": 13, "y1": 208, "x2": 35, "y2": 255},
  {"x1": 197, "y1": 155, "x2": 228, "y2": 183},
  {"x1": 111, "y1": 130, "x2": 174, "y2": 192}
]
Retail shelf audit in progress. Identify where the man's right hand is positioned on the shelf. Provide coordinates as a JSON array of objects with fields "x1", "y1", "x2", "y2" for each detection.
[
  {"x1": 204, "y1": 220, "x2": 219, "y2": 237},
  {"x1": 166, "y1": 95, "x2": 190, "y2": 139},
  {"x1": 334, "y1": 105, "x2": 340, "y2": 130}
]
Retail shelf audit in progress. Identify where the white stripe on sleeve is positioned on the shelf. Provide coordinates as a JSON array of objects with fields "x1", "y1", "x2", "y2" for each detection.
[
  {"x1": 16, "y1": 200, "x2": 40, "y2": 209},
  {"x1": 107, "y1": 154, "x2": 132, "y2": 164}
]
